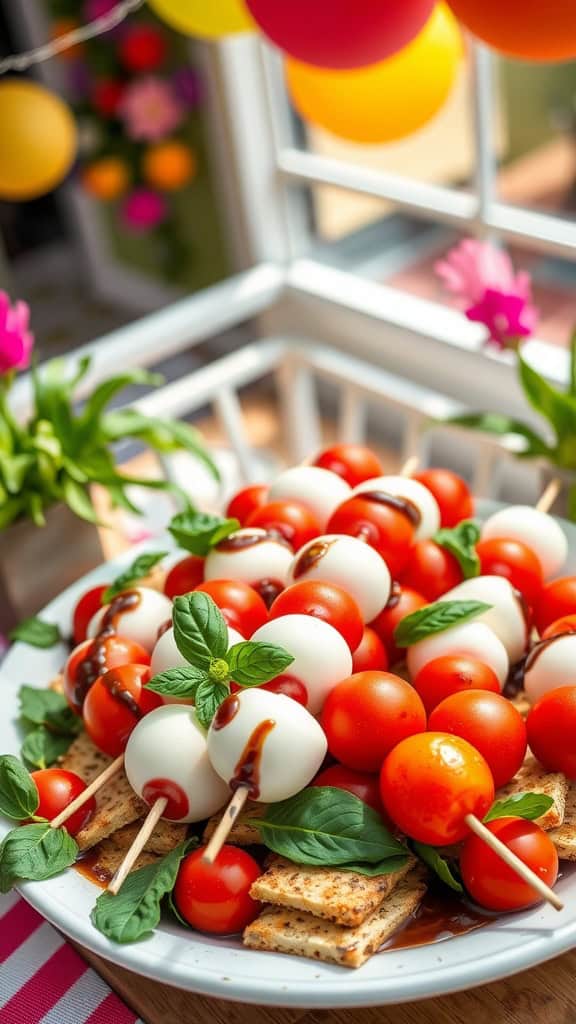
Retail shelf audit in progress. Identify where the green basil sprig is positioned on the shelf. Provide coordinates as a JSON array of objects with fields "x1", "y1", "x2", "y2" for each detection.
[
  {"x1": 9, "y1": 617, "x2": 62, "y2": 648},
  {"x1": 411, "y1": 841, "x2": 463, "y2": 893},
  {"x1": 434, "y1": 520, "x2": 481, "y2": 580},
  {"x1": 484, "y1": 792, "x2": 554, "y2": 823},
  {"x1": 0, "y1": 822, "x2": 78, "y2": 892},
  {"x1": 102, "y1": 551, "x2": 168, "y2": 603},
  {"x1": 20, "y1": 730, "x2": 73, "y2": 772},
  {"x1": 0, "y1": 755, "x2": 39, "y2": 820},
  {"x1": 18, "y1": 685, "x2": 82, "y2": 770},
  {"x1": 168, "y1": 511, "x2": 240, "y2": 556},
  {"x1": 394, "y1": 600, "x2": 491, "y2": 648}
]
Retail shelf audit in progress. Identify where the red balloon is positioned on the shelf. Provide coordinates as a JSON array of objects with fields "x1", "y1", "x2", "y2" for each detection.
[
  {"x1": 245, "y1": 0, "x2": 435, "y2": 69},
  {"x1": 446, "y1": 0, "x2": 576, "y2": 62}
]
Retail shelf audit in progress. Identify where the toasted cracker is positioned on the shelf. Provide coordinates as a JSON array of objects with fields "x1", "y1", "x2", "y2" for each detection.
[
  {"x1": 82, "y1": 834, "x2": 160, "y2": 886},
  {"x1": 59, "y1": 730, "x2": 113, "y2": 783},
  {"x1": 549, "y1": 782, "x2": 576, "y2": 860},
  {"x1": 244, "y1": 867, "x2": 427, "y2": 969},
  {"x1": 203, "y1": 800, "x2": 266, "y2": 846},
  {"x1": 111, "y1": 819, "x2": 187, "y2": 856},
  {"x1": 509, "y1": 690, "x2": 530, "y2": 718},
  {"x1": 497, "y1": 756, "x2": 567, "y2": 830},
  {"x1": 250, "y1": 855, "x2": 413, "y2": 927}
]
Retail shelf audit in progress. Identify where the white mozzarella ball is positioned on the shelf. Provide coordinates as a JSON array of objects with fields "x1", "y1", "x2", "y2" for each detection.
[
  {"x1": 204, "y1": 529, "x2": 293, "y2": 600},
  {"x1": 524, "y1": 634, "x2": 576, "y2": 705},
  {"x1": 407, "y1": 621, "x2": 509, "y2": 687},
  {"x1": 88, "y1": 586, "x2": 172, "y2": 653},
  {"x1": 268, "y1": 466, "x2": 351, "y2": 528},
  {"x1": 352, "y1": 475, "x2": 440, "y2": 540},
  {"x1": 288, "y1": 534, "x2": 391, "y2": 621},
  {"x1": 124, "y1": 705, "x2": 230, "y2": 822},
  {"x1": 150, "y1": 625, "x2": 244, "y2": 704},
  {"x1": 441, "y1": 576, "x2": 529, "y2": 665},
  {"x1": 481, "y1": 506, "x2": 567, "y2": 579},
  {"x1": 207, "y1": 689, "x2": 327, "y2": 802},
  {"x1": 251, "y1": 614, "x2": 352, "y2": 714}
]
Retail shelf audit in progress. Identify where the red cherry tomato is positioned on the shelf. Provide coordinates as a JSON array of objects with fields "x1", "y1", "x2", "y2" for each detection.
[
  {"x1": 460, "y1": 817, "x2": 558, "y2": 912},
  {"x1": 226, "y1": 484, "x2": 269, "y2": 525},
  {"x1": 72, "y1": 585, "x2": 108, "y2": 646},
  {"x1": 527, "y1": 686, "x2": 576, "y2": 778},
  {"x1": 164, "y1": 555, "x2": 205, "y2": 600},
  {"x1": 380, "y1": 732, "x2": 495, "y2": 845},
  {"x1": 351, "y1": 626, "x2": 389, "y2": 672},
  {"x1": 413, "y1": 655, "x2": 501, "y2": 714},
  {"x1": 269, "y1": 580, "x2": 363, "y2": 652},
  {"x1": 246, "y1": 499, "x2": 321, "y2": 550},
  {"x1": 400, "y1": 539, "x2": 463, "y2": 601},
  {"x1": 476, "y1": 537, "x2": 543, "y2": 607},
  {"x1": 173, "y1": 845, "x2": 261, "y2": 934},
  {"x1": 327, "y1": 495, "x2": 415, "y2": 577},
  {"x1": 534, "y1": 577, "x2": 576, "y2": 634},
  {"x1": 82, "y1": 664, "x2": 161, "y2": 757},
  {"x1": 543, "y1": 614, "x2": 576, "y2": 639},
  {"x1": 413, "y1": 468, "x2": 474, "y2": 528},
  {"x1": 312, "y1": 444, "x2": 383, "y2": 487},
  {"x1": 321, "y1": 671, "x2": 426, "y2": 772},
  {"x1": 428, "y1": 690, "x2": 527, "y2": 787},
  {"x1": 371, "y1": 584, "x2": 427, "y2": 665},
  {"x1": 194, "y1": 579, "x2": 268, "y2": 637},
  {"x1": 31, "y1": 769, "x2": 96, "y2": 836},
  {"x1": 261, "y1": 674, "x2": 309, "y2": 705},
  {"x1": 312, "y1": 764, "x2": 383, "y2": 814},
  {"x1": 64, "y1": 635, "x2": 151, "y2": 714}
]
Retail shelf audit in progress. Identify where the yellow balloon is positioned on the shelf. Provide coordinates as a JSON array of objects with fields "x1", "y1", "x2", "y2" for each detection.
[
  {"x1": 285, "y1": 5, "x2": 462, "y2": 145},
  {"x1": 148, "y1": 0, "x2": 253, "y2": 38},
  {"x1": 0, "y1": 80, "x2": 77, "y2": 201}
]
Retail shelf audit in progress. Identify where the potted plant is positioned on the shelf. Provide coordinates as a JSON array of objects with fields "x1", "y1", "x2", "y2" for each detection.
[{"x1": 0, "y1": 290, "x2": 217, "y2": 630}]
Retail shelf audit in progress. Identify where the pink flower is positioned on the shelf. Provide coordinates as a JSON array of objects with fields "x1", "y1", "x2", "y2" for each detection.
[
  {"x1": 466, "y1": 289, "x2": 538, "y2": 350},
  {"x1": 0, "y1": 292, "x2": 34, "y2": 375},
  {"x1": 122, "y1": 188, "x2": 168, "y2": 232},
  {"x1": 119, "y1": 76, "x2": 184, "y2": 142}
]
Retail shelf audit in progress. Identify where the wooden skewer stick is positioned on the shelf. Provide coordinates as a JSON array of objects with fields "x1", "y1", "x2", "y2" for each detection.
[
  {"x1": 400, "y1": 455, "x2": 420, "y2": 478},
  {"x1": 108, "y1": 797, "x2": 168, "y2": 895},
  {"x1": 50, "y1": 754, "x2": 124, "y2": 830},
  {"x1": 464, "y1": 814, "x2": 563, "y2": 911},
  {"x1": 202, "y1": 787, "x2": 250, "y2": 865},
  {"x1": 536, "y1": 477, "x2": 562, "y2": 514}
]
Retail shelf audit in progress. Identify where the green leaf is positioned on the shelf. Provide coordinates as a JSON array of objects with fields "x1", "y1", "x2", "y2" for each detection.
[
  {"x1": 335, "y1": 856, "x2": 410, "y2": 876},
  {"x1": 168, "y1": 511, "x2": 239, "y2": 556},
  {"x1": 434, "y1": 520, "x2": 481, "y2": 580},
  {"x1": 91, "y1": 840, "x2": 189, "y2": 943},
  {"x1": 194, "y1": 678, "x2": 230, "y2": 729},
  {"x1": 102, "y1": 410, "x2": 219, "y2": 482},
  {"x1": 518, "y1": 351, "x2": 576, "y2": 442},
  {"x1": 0, "y1": 453, "x2": 35, "y2": 494},
  {"x1": 172, "y1": 592, "x2": 228, "y2": 670},
  {"x1": 146, "y1": 666, "x2": 208, "y2": 699},
  {"x1": 0, "y1": 496, "x2": 26, "y2": 530},
  {"x1": 18, "y1": 686, "x2": 83, "y2": 737},
  {"x1": 21, "y1": 729, "x2": 74, "y2": 771},
  {"x1": 252, "y1": 787, "x2": 408, "y2": 868},
  {"x1": 394, "y1": 600, "x2": 492, "y2": 648},
  {"x1": 103, "y1": 551, "x2": 168, "y2": 603},
  {"x1": 9, "y1": 618, "x2": 62, "y2": 648},
  {"x1": 0, "y1": 755, "x2": 39, "y2": 820},
  {"x1": 61, "y1": 476, "x2": 99, "y2": 525},
  {"x1": 484, "y1": 792, "x2": 554, "y2": 822},
  {"x1": 568, "y1": 484, "x2": 576, "y2": 524},
  {"x1": 77, "y1": 369, "x2": 161, "y2": 446},
  {"x1": 0, "y1": 822, "x2": 78, "y2": 892},
  {"x1": 569, "y1": 329, "x2": 576, "y2": 398},
  {"x1": 226, "y1": 642, "x2": 295, "y2": 688},
  {"x1": 411, "y1": 841, "x2": 463, "y2": 893},
  {"x1": 445, "y1": 412, "x2": 551, "y2": 458}
]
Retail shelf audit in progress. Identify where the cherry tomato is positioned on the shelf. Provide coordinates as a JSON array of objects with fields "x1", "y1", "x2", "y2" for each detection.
[
  {"x1": 226, "y1": 484, "x2": 269, "y2": 525},
  {"x1": 269, "y1": 580, "x2": 363, "y2": 652},
  {"x1": 321, "y1": 671, "x2": 426, "y2": 772},
  {"x1": 327, "y1": 496, "x2": 415, "y2": 577},
  {"x1": 230, "y1": 674, "x2": 309, "y2": 705},
  {"x1": 173, "y1": 845, "x2": 261, "y2": 934},
  {"x1": 460, "y1": 817, "x2": 558, "y2": 912},
  {"x1": 312, "y1": 443, "x2": 383, "y2": 487},
  {"x1": 194, "y1": 579, "x2": 268, "y2": 637},
  {"x1": 64, "y1": 635, "x2": 151, "y2": 714},
  {"x1": 31, "y1": 769, "x2": 96, "y2": 836},
  {"x1": 413, "y1": 655, "x2": 501, "y2": 714},
  {"x1": 83, "y1": 664, "x2": 162, "y2": 757},
  {"x1": 380, "y1": 732, "x2": 495, "y2": 845},
  {"x1": 164, "y1": 555, "x2": 205, "y2": 600},
  {"x1": 72, "y1": 585, "x2": 108, "y2": 646},
  {"x1": 543, "y1": 614, "x2": 576, "y2": 639},
  {"x1": 312, "y1": 764, "x2": 383, "y2": 814},
  {"x1": 413, "y1": 469, "x2": 474, "y2": 528},
  {"x1": 400, "y1": 540, "x2": 463, "y2": 601},
  {"x1": 429, "y1": 690, "x2": 527, "y2": 787},
  {"x1": 351, "y1": 627, "x2": 389, "y2": 672},
  {"x1": 246, "y1": 500, "x2": 321, "y2": 550},
  {"x1": 476, "y1": 537, "x2": 543, "y2": 607},
  {"x1": 371, "y1": 584, "x2": 427, "y2": 665},
  {"x1": 527, "y1": 686, "x2": 576, "y2": 778},
  {"x1": 534, "y1": 577, "x2": 576, "y2": 634}
]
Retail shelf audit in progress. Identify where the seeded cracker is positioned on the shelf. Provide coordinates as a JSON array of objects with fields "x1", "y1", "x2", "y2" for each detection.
[
  {"x1": 549, "y1": 782, "x2": 576, "y2": 860},
  {"x1": 203, "y1": 800, "x2": 266, "y2": 846},
  {"x1": 496, "y1": 756, "x2": 567, "y2": 829}
]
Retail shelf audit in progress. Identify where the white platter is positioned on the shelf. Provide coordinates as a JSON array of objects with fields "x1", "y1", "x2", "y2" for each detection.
[{"x1": 2, "y1": 506, "x2": 576, "y2": 1008}]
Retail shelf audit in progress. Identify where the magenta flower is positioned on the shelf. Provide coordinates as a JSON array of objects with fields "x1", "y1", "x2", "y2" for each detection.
[
  {"x1": 119, "y1": 77, "x2": 184, "y2": 142},
  {"x1": 466, "y1": 289, "x2": 537, "y2": 350},
  {"x1": 122, "y1": 189, "x2": 168, "y2": 232},
  {"x1": 0, "y1": 292, "x2": 34, "y2": 375}
]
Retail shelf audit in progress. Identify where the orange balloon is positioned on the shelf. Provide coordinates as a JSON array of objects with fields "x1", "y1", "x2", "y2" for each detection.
[
  {"x1": 143, "y1": 142, "x2": 197, "y2": 191},
  {"x1": 447, "y1": 0, "x2": 576, "y2": 62},
  {"x1": 82, "y1": 157, "x2": 130, "y2": 201}
]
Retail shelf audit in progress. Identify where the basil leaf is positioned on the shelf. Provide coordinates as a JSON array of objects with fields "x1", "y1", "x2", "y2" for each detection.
[
  {"x1": 194, "y1": 678, "x2": 230, "y2": 730},
  {"x1": 434, "y1": 520, "x2": 481, "y2": 580},
  {"x1": 336, "y1": 856, "x2": 410, "y2": 877},
  {"x1": 444, "y1": 412, "x2": 551, "y2": 459},
  {"x1": 145, "y1": 666, "x2": 208, "y2": 699},
  {"x1": 570, "y1": 329, "x2": 576, "y2": 398},
  {"x1": 91, "y1": 840, "x2": 189, "y2": 943},
  {"x1": 226, "y1": 642, "x2": 295, "y2": 688},
  {"x1": 0, "y1": 823, "x2": 77, "y2": 892},
  {"x1": 169, "y1": 512, "x2": 240, "y2": 556},
  {"x1": 252, "y1": 787, "x2": 407, "y2": 867},
  {"x1": 21, "y1": 729, "x2": 73, "y2": 771},
  {"x1": 484, "y1": 792, "x2": 554, "y2": 823},
  {"x1": 411, "y1": 841, "x2": 463, "y2": 893},
  {"x1": 19, "y1": 686, "x2": 83, "y2": 737},
  {"x1": 9, "y1": 617, "x2": 62, "y2": 649},
  {"x1": 172, "y1": 592, "x2": 228, "y2": 669},
  {"x1": 103, "y1": 551, "x2": 168, "y2": 603},
  {"x1": 0, "y1": 755, "x2": 39, "y2": 820},
  {"x1": 394, "y1": 600, "x2": 492, "y2": 648},
  {"x1": 519, "y1": 351, "x2": 576, "y2": 441}
]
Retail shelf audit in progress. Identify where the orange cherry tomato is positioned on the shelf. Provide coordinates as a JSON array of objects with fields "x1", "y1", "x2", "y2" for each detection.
[
  {"x1": 226, "y1": 484, "x2": 268, "y2": 525},
  {"x1": 312, "y1": 443, "x2": 383, "y2": 487},
  {"x1": 460, "y1": 817, "x2": 558, "y2": 912},
  {"x1": 194, "y1": 579, "x2": 268, "y2": 637},
  {"x1": 527, "y1": 686, "x2": 576, "y2": 778},
  {"x1": 429, "y1": 690, "x2": 527, "y2": 787},
  {"x1": 370, "y1": 583, "x2": 427, "y2": 665},
  {"x1": 64, "y1": 635, "x2": 151, "y2": 714},
  {"x1": 321, "y1": 671, "x2": 426, "y2": 772},
  {"x1": 327, "y1": 495, "x2": 415, "y2": 577},
  {"x1": 351, "y1": 626, "x2": 389, "y2": 672},
  {"x1": 174, "y1": 845, "x2": 261, "y2": 934},
  {"x1": 413, "y1": 655, "x2": 501, "y2": 714},
  {"x1": 269, "y1": 579, "x2": 363, "y2": 652},
  {"x1": 400, "y1": 539, "x2": 463, "y2": 601},
  {"x1": 380, "y1": 732, "x2": 495, "y2": 845},
  {"x1": 413, "y1": 468, "x2": 474, "y2": 527},
  {"x1": 83, "y1": 664, "x2": 162, "y2": 757},
  {"x1": 72, "y1": 584, "x2": 108, "y2": 646},
  {"x1": 476, "y1": 537, "x2": 543, "y2": 607},
  {"x1": 312, "y1": 764, "x2": 383, "y2": 814},
  {"x1": 31, "y1": 769, "x2": 96, "y2": 836},
  {"x1": 164, "y1": 554, "x2": 205, "y2": 600},
  {"x1": 543, "y1": 614, "x2": 576, "y2": 639},
  {"x1": 534, "y1": 577, "x2": 576, "y2": 634},
  {"x1": 246, "y1": 499, "x2": 321, "y2": 550}
]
